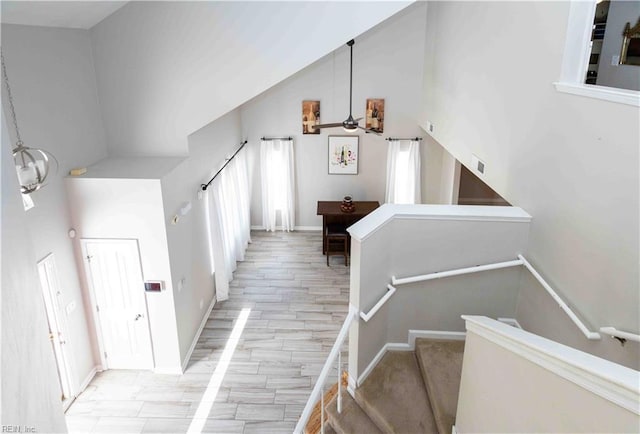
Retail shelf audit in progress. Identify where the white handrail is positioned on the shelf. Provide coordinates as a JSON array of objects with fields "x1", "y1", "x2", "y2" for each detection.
[
  {"x1": 294, "y1": 305, "x2": 357, "y2": 434},
  {"x1": 600, "y1": 327, "x2": 640, "y2": 343},
  {"x1": 390, "y1": 255, "x2": 600, "y2": 341},
  {"x1": 392, "y1": 259, "x2": 524, "y2": 285},
  {"x1": 518, "y1": 255, "x2": 600, "y2": 340},
  {"x1": 360, "y1": 284, "x2": 396, "y2": 322}
]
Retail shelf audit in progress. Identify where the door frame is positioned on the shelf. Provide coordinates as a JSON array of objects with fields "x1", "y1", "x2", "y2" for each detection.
[
  {"x1": 80, "y1": 238, "x2": 154, "y2": 370},
  {"x1": 37, "y1": 253, "x2": 77, "y2": 410}
]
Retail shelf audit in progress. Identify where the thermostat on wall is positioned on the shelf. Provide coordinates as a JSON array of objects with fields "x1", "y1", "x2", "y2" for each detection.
[{"x1": 144, "y1": 281, "x2": 164, "y2": 292}]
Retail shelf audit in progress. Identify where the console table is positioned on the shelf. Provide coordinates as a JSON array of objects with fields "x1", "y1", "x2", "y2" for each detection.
[{"x1": 317, "y1": 201, "x2": 380, "y2": 254}]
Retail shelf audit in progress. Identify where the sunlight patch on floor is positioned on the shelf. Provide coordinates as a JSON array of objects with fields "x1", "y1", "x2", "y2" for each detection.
[{"x1": 187, "y1": 308, "x2": 251, "y2": 434}]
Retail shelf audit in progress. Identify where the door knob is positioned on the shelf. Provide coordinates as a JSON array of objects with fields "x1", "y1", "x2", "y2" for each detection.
[{"x1": 134, "y1": 314, "x2": 143, "y2": 321}]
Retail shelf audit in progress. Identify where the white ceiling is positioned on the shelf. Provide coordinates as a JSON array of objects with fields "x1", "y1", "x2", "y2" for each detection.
[{"x1": 1, "y1": 1, "x2": 128, "y2": 29}]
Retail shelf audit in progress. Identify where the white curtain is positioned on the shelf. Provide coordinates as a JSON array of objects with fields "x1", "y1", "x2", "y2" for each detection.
[
  {"x1": 260, "y1": 139, "x2": 295, "y2": 231},
  {"x1": 385, "y1": 139, "x2": 421, "y2": 204},
  {"x1": 207, "y1": 147, "x2": 251, "y2": 302}
]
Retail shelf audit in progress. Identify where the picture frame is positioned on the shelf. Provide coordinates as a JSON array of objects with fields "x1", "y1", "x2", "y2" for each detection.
[
  {"x1": 302, "y1": 100, "x2": 320, "y2": 134},
  {"x1": 328, "y1": 135, "x2": 359, "y2": 175},
  {"x1": 365, "y1": 98, "x2": 385, "y2": 133}
]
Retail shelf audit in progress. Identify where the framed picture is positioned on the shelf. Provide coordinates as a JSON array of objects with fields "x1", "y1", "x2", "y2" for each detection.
[
  {"x1": 328, "y1": 135, "x2": 358, "y2": 175},
  {"x1": 365, "y1": 98, "x2": 384, "y2": 133},
  {"x1": 302, "y1": 100, "x2": 320, "y2": 134}
]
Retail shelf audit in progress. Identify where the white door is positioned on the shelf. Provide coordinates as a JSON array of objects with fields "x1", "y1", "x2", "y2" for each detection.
[
  {"x1": 37, "y1": 254, "x2": 75, "y2": 405},
  {"x1": 81, "y1": 239, "x2": 154, "y2": 369}
]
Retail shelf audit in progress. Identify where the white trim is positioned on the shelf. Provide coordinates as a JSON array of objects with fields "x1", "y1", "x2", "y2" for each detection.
[
  {"x1": 359, "y1": 284, "x2": 396, "y2": 322},
  {"x1": 408, "y1": 329, "x2": 466, "y2": 346},
  {"x1": 554, "y1": 82, "x2": 640, "y2": 107},
  {"x1": 181, "y1": 296, "x2": 216, "y2": 372},
  {"x1": 348, "y1": 204, "x2": 531, "y2": 242},
  {"x1": 250, "y1": 225, "x2": 322, "y2": 232},
  {"x1": 357, "y1": 329, "x2": 466, "y2": 386},
  {"x1": 392, "y1": 258, "x2": 523, "y2": 286},
  {"x1": 294, "y1": 226, "x2": 322, "y2": 231},
  {"x1": 79, "y1": 366, "x2": 98, "y2": 392},
  {"x1": 558, "y1": 0, "x2": 597, "y2": 84},
  {"x1": 463, "y1": 315, "x2": 640, "y2": 416},
  {"x1": 452, "y1": 425, "x2": 458, "y2": 434},
  {"x1": 600, "y1": 327, "x2": 640, "y2": 344},
  {"x1": 347, "y1": 374, "x2": 357, "y2": 398},
  {"x1": 554, "y1": 0, "x2": 640, "y2": 107},
  {"x1": 518, "y1": 255, "x2": 600, "y2": 340}
]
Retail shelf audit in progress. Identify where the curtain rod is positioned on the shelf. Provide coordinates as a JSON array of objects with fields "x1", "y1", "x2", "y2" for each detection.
[
  {"x1": 261, "y1": 136, "x2": 293, "y2": 141},
  {"x1": 201, "y1": 140, "x2": 248, "y2": 191},
  {"x1": 385, "y1": 137, "x2": 423, "y2": 141}
]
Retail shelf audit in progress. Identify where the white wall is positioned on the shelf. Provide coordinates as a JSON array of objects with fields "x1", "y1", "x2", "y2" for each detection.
[
  {"x1": 347, "y1": 205, "x2": 531, "y2": 379},
  {"x1": 66, "y1": 175, "x2": 182, "y2": 372},
  {"x1": 422, "y1": 1, "x2": 639, "y2": 369},
  {"x1": 1, "y1": 24, "x2": 109, "y2": 396},
  {"x1": 166, "y1": 109, "x2": 243, "y2": 367},
  {"x1": 89, "y1": 1, "x2": 411, "y2": 156},
  {"x1": 456, "y1": 319, "x2": 639, "y2": 433},
  {"x1": 597, "y1": 0, "x2": 640, "y2": 91},
  {"x1": 1, "y1": 110, "x2": 67, "y2": 432},
  {"x1": 240, "y1": 2, "x2": 443, "y2": 227}
]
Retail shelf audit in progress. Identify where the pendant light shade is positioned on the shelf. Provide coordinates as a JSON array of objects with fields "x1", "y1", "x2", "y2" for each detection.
[
  {"x1": 2, "y1": 50, "x2": 57, "y2": 195},
  {"x1": 13, "y1": 143, "x2": 55, "y2": 194}
]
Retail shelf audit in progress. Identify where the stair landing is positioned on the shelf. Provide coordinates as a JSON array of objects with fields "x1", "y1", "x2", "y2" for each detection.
[{"x1": 355, "y1": 351, "x2": 438, "y2": 433}]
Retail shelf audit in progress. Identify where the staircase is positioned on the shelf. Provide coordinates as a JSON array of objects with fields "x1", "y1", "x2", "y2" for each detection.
[{"x1": 325, "y1": 339, "x2": 465, "y2": 434}]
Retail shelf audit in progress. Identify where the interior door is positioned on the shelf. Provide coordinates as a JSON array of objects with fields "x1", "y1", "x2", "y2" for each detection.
[
  {"x1": 37, "y1": 254, "x2": 74, "y2": 405},
  {"x1": 81, "y1": 239, "x2": 153, "y2": 369}
]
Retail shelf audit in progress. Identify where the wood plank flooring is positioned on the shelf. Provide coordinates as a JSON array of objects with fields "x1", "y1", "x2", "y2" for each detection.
[{"x1": 66, "y1": 231, "x2": 350, "y2": 433}]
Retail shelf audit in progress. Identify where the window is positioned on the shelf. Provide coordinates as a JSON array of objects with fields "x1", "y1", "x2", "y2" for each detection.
[
  {"x1": 554, "y1": 0, "x2": 640, "y2": 106},
  {"x1": 385, "y1": 139, "x2": 421, "y2": 204},
  {"x1": 260, "y1": 138, "x2": 295, "y2": 231}
]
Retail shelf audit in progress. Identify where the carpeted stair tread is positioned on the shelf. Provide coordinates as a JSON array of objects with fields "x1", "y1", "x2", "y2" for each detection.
[
  {"x1": 326, "y1": 390, "x2": 382, "y2": 434},
  {"x1": 415, "y1": 339, "x2": 465, "y2": 434},
  {"x1": 322, "y1": 422, "x2": 337, "y2": 434},
  {"x1": 355, "y1": 351, "x2": 438, "y2": 434}
]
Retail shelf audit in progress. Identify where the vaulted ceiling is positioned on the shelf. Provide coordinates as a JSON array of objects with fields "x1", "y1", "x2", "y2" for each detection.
[{"x1": 88, "y1": 1, "x2": 413, "y2": 156}]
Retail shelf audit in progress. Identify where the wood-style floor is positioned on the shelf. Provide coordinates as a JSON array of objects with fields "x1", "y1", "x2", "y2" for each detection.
[{"x1": 66, "y1": 231, "x2": 350, "y2": 433}]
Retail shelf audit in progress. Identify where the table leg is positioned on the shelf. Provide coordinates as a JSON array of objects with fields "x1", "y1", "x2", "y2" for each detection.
[{"x1": 322, "y1": 216, "x2": 327, "y2": 254}]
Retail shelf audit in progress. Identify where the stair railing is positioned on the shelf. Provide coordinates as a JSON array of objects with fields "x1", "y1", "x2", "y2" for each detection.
[
  {"x1": 600, "y1": 327, "x2": 640, "y2": 343},
  {"x1": 294, "y1": 304, "x2": 357, "y2": 434},
  {"x1": 360, "y1": 284, "x2": 396, "y2": 322},
  {"x1": 390, "y1": 255, "x2": 601, "y2": 340}
]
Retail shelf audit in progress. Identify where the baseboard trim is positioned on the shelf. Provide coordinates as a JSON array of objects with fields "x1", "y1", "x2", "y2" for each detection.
[
  {"x1": 408, "y1": 329, "x2": 466, "y2": 347},
  {"x1": 181, "y1": 296, "x2": 216, "y2": 373},
  {"x1": 295, "y1": 226, "x2": 322, "y2": 231},
  {"x1": 79, "y1": 366, "x2": 98, "y2": 393},
  {"x1": 357, "y1": 329, "x2": 466, "y2": 387}
]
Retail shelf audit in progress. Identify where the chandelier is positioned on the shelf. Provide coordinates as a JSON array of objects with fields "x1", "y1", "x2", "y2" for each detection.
[{"x1": 2, "y1": 50, "x2": 57, "y2": 194}]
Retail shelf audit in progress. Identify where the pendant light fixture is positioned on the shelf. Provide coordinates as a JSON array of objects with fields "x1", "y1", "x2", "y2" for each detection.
[{"x1": 1, "y1": 50, "x2": 57, "y2": 194}]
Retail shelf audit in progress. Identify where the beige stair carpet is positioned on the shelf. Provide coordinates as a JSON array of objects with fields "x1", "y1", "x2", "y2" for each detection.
[
  {"x1": 326, "y1": 390, "x2": 382, "y2": 434},
  {"x1": 415, "y1": 339, "x2": 465, "y2": 434},
  {"x1": 355, "y1": 351, "x2": 438, "y2": 434}
]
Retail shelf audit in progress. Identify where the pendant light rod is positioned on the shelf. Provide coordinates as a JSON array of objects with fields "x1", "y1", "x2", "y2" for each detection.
[
  {"x1": 1, "y1": 50, "x2": 23, "y2": 146},
  {"x1": 347, "y1": 39, "x2": 354, "y2": 117}
]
